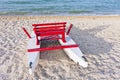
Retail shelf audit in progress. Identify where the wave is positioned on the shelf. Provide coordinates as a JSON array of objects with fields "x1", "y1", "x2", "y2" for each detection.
[
  {"x1": 68, "y1": 10, "x2": 92, "y2": 14},
  {"x1": 0, "y1": 11, "x2": 30, "y2": 15}
]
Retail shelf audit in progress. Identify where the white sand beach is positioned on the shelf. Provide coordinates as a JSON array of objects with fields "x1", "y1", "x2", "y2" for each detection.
[{"x1": 0, "y1": 16, "x2": 120, "y2": 80}]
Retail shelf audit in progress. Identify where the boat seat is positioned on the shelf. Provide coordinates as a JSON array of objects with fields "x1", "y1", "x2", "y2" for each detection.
[{"x1": 32, "y1": 22, "x2": 67, "y2": 45}]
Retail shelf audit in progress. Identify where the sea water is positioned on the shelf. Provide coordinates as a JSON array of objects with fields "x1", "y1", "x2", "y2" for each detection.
[{"x1": 0, "y1": 0, "x2": 120, "y2": 15}]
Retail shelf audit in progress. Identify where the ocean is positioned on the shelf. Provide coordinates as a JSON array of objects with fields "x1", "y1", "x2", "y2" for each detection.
[{"x1": 0, "y1": 0, "x2": 120, "y2": 15}]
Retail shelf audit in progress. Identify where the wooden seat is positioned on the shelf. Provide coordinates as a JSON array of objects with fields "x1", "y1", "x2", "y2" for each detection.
[{"x1": 32, "y1": 22, "x2": 67, "y2": 45}]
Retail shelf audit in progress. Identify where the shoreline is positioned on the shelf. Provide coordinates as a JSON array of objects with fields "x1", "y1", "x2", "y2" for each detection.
[
  {"x1": 0, "y1": 15, "x2": 120, "y2": 20},
  {"x1": 0, "y1": 14, "x2": 120, "y2": 17}
]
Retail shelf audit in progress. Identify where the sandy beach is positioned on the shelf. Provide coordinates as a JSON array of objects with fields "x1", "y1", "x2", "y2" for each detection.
[{"x1": 0, "y1": 15, "x2": 120, "y2": 80}]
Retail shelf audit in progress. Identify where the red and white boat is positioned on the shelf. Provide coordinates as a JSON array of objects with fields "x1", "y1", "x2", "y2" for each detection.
[{"x1": 22, "y1": 22, "x2": 88, "y2": 74}]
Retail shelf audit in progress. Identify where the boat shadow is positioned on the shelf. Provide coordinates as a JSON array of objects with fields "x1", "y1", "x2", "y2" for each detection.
[
  {"x1": 70, "y1": 24, "x2": 113, "y2": 55},
  {"x1": 40, "y1": 40, "x2": 70, "y2": 61}
]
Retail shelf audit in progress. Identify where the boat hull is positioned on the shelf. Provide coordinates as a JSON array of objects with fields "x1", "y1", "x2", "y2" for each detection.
[
  {"x1": 59, "y1": 35, "x2": 88, "y2": 67},
  {"x1": 27, "y1": 32, "x2": 40, "y2": 74}
]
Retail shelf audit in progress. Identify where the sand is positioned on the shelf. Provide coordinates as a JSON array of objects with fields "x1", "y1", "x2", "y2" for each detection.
[{"x1": 0, "y1": 15, "x2": 120, "y2": 80}]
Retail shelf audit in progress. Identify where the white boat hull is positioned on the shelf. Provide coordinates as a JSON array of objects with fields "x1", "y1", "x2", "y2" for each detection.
[
  {"x1": 27, "y1": 32, "x2": 40, "y2": 74},
  {"x1": 59, "y1": 35, "x2": 88, "y2": 67}
]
